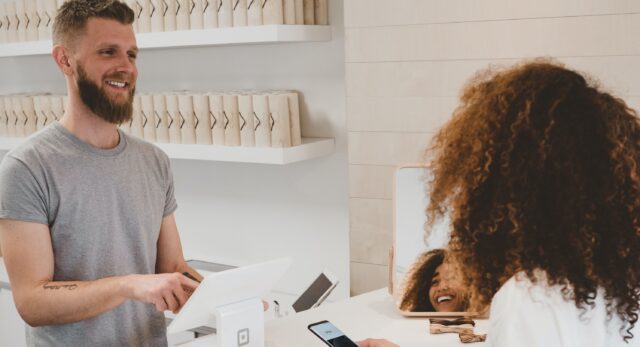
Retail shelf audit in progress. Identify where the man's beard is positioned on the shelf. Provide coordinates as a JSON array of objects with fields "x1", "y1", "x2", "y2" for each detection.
[{"x1": 76, "y1": 65, "x2": 135, "y2": 125}]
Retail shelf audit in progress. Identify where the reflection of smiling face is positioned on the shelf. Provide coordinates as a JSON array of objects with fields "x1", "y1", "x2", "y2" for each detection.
[{"x1": 428, "y1": 263, "x2": 466, "y2": 312}]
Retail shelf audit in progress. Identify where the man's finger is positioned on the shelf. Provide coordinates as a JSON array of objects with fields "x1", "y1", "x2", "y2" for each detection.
[
  {"x1": 154, "y1": 300, "x2": 167, "y2": 312},
  {"x1": 174, "y1": 286, "x2": 188, "y2": 307},
  {"x1": 163, "y1": 292, "x2": 179, "y2": 312},
  {"x1": 178, "y1": 273, "x2": 200, "y2": 290}
]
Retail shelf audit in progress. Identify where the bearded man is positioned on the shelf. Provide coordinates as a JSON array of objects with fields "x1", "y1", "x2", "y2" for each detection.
[{"x1": 0, "y1": 1, "x2": 201, "y2": 346}]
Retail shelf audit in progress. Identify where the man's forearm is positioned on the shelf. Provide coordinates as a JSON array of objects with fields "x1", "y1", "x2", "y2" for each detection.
[{"x1": 19, "y1": 276, "x2": 129, "y2": 327}]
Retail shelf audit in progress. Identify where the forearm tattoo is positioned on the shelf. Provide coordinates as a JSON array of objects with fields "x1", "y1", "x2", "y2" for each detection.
[{"x1": 43, "y1": 283, "x2": 78, "y2": 290}]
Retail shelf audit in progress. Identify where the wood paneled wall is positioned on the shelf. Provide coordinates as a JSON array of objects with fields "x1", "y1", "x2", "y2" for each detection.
[{"x1": 344, "y1": 0, "x2": 640, "y2": 295}]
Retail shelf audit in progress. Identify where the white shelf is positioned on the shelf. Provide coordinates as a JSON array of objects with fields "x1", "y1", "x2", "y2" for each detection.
[
  {"x1": 0, "y1": 25, "x2": 332, "y2": 57},
  {"x1": 0, "y1": 136, "x2": 335, "y2": 165},
  {"x1": 158, "y1": 137, "x2": 334, "y2": 164}
]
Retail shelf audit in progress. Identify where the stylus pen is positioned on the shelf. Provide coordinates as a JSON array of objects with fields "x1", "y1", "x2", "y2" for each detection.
[{"x1": 182, "y1": 272, "x2": 201, "y2": 283}]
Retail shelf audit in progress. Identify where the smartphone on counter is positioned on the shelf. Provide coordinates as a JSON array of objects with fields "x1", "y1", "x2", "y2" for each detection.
[{"x1": 308, "y1": 320, "x2": 359, "y2": 347}]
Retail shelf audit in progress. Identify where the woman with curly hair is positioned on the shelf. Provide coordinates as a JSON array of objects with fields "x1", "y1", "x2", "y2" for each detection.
[
  {"x1": 358, "y1": 60, "x2": 640, "y2": 347},
  {"x1": 399, "y1": 248, "x2": 468, "y2": 312}
]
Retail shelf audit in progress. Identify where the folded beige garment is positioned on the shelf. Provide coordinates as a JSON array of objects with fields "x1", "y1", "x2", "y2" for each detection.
[
  {"x1": 429, "y1": 318, "x2": 475, "y2": 335},
  {"x1": 430, "y1": 325, "x2": 474, "y2": 335},
  {"x1": 459, "y1": 333, "x2": 487, "y2": 343}
]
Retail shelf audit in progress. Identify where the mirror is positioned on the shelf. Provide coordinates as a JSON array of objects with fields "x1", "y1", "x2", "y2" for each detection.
[{"x1": 392, "y1": 165, "x2": 472, "y2": 317}]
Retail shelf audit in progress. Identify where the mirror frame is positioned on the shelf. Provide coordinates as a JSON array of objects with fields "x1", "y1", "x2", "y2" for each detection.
[{"x1": 390, "y1": 164, "x2": 478, "y2": 318}]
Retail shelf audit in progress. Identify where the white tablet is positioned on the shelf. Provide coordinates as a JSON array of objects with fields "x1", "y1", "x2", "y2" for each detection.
[{"x1": 167, "y1": 257, "x2": 292, "y2": 334}]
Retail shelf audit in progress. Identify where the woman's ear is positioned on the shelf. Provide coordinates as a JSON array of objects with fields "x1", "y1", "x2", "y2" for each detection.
[{"x1": 52, "y1": 45, "x2": 73, "y2": 76}]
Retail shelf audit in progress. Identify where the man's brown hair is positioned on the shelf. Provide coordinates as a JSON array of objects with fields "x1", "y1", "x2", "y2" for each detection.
[
  {"x1": 52, "y1": 0, "x2": 135, "y2": 47},
  {"x1": 426, "y1": 59, "x2": 640, "y2": 340}
]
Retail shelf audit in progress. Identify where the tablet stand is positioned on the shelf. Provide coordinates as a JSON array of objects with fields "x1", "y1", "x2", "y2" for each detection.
[
  {"x1": 178, "y1": 297, "x2": 264, "y2": 347},
  {"x1": 216, "y1": 297, "x2": 264, "y2": 346}
]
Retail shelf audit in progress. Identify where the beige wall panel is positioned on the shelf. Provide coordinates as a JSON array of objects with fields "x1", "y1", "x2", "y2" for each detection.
[
  {"x1": 346, "y1": 14, "x2": 640, "y2": 62},
  {"x1": 347, "y1": 56, "x2": 640, "y2": 98},
  {"x1": 344, "y1": 0, "x2": 640, "y2": 28},
  {"x1": 347, "y1": 96, "x2": 457, "y2": 133},
  {"x1": 562, "y1": 56, "x2": 640, "y2": 96},
  {"x1": 626, "y1": 97, "x2": 640, "y2": 111},
  {"x1": 348, "y1": 132, "x2": 432, "y2": 166},
  {"x1": 346, "y1": 60, "x2": 504, "y2": 98},
  {"x1": 349, "y1": 198, "x2": 393, "y2": 265},
  {"x1": 349, "y1": 164, "x2": 396, "y2": 200},
  {"x1": 350, "y1": 262, "x2": 389, "y2": 296},
  {"x1": 349, "y1": 94, "x2": 640, "y2": 138}
]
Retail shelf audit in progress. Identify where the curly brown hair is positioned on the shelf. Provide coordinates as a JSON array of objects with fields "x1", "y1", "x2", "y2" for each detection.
[
  {"x1": 399, "y1": 248, "x2": 445, "y2": 311},
  {"x1": 426, "y1": 60, "x2": 640, "y2": 340}
]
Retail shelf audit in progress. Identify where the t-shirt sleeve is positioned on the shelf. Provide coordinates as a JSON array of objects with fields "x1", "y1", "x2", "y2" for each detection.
[
  {"x1": 0, "y1": 156, "x2": 49, "y2": 225},
  {"x1": 162, "y1": 156, "x2": 177, "y2": 217}
]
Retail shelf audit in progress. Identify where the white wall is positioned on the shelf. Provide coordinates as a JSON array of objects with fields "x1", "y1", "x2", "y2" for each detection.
[
  {"x1": 345, "y1": 0, "x2": 640, "y2": 294},
  {"x1": 0, "y1": 1, "x2": 349, "y2": 299}
]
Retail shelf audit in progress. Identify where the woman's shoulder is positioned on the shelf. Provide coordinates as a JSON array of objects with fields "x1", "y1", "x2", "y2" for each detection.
[
  {"x1": 489, "y1": 273, "x2": 535, "y2": 322},
  {"x1": 488, "y1": 271, "x2": 632, "y2": 347},
  {"x1": 491, "y1": 271, "x2": 587, "y2": 319}
]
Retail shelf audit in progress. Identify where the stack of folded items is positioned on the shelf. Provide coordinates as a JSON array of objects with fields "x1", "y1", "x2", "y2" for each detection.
[{"x1": 429, "y1": 318, "x2": 486, "y2": 343}]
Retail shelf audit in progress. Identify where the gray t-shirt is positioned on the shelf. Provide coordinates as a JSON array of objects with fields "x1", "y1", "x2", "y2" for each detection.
[{"x1": 0, "y1": 122, "x2": 177, "y2": 347}]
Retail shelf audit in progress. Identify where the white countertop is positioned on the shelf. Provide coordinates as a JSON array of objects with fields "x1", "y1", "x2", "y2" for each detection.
[
  {"x1": 265, "y1": 288, "x2": 489, "y2": 347},
  {"x1": 0, "y1": 263, "x2": 489, "y2": 347}
]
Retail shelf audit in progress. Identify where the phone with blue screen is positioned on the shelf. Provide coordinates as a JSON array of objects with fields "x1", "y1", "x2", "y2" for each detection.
[{"x1": 308, "y1": 320, "x2": 359, "y2": 347}]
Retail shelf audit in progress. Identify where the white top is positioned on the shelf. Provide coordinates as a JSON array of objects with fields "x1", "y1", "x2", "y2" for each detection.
[{"x1": 489, "y1": 272, "x2": 638, "y2": 347}]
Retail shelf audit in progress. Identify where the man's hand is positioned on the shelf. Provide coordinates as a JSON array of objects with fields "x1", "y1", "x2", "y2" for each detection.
[
  {"x1": 356, "y1": 339, "x2": 399, "y2": 347},
  {"x1": 125, "y1": 273, "x2": 199, "y2": 313}
]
